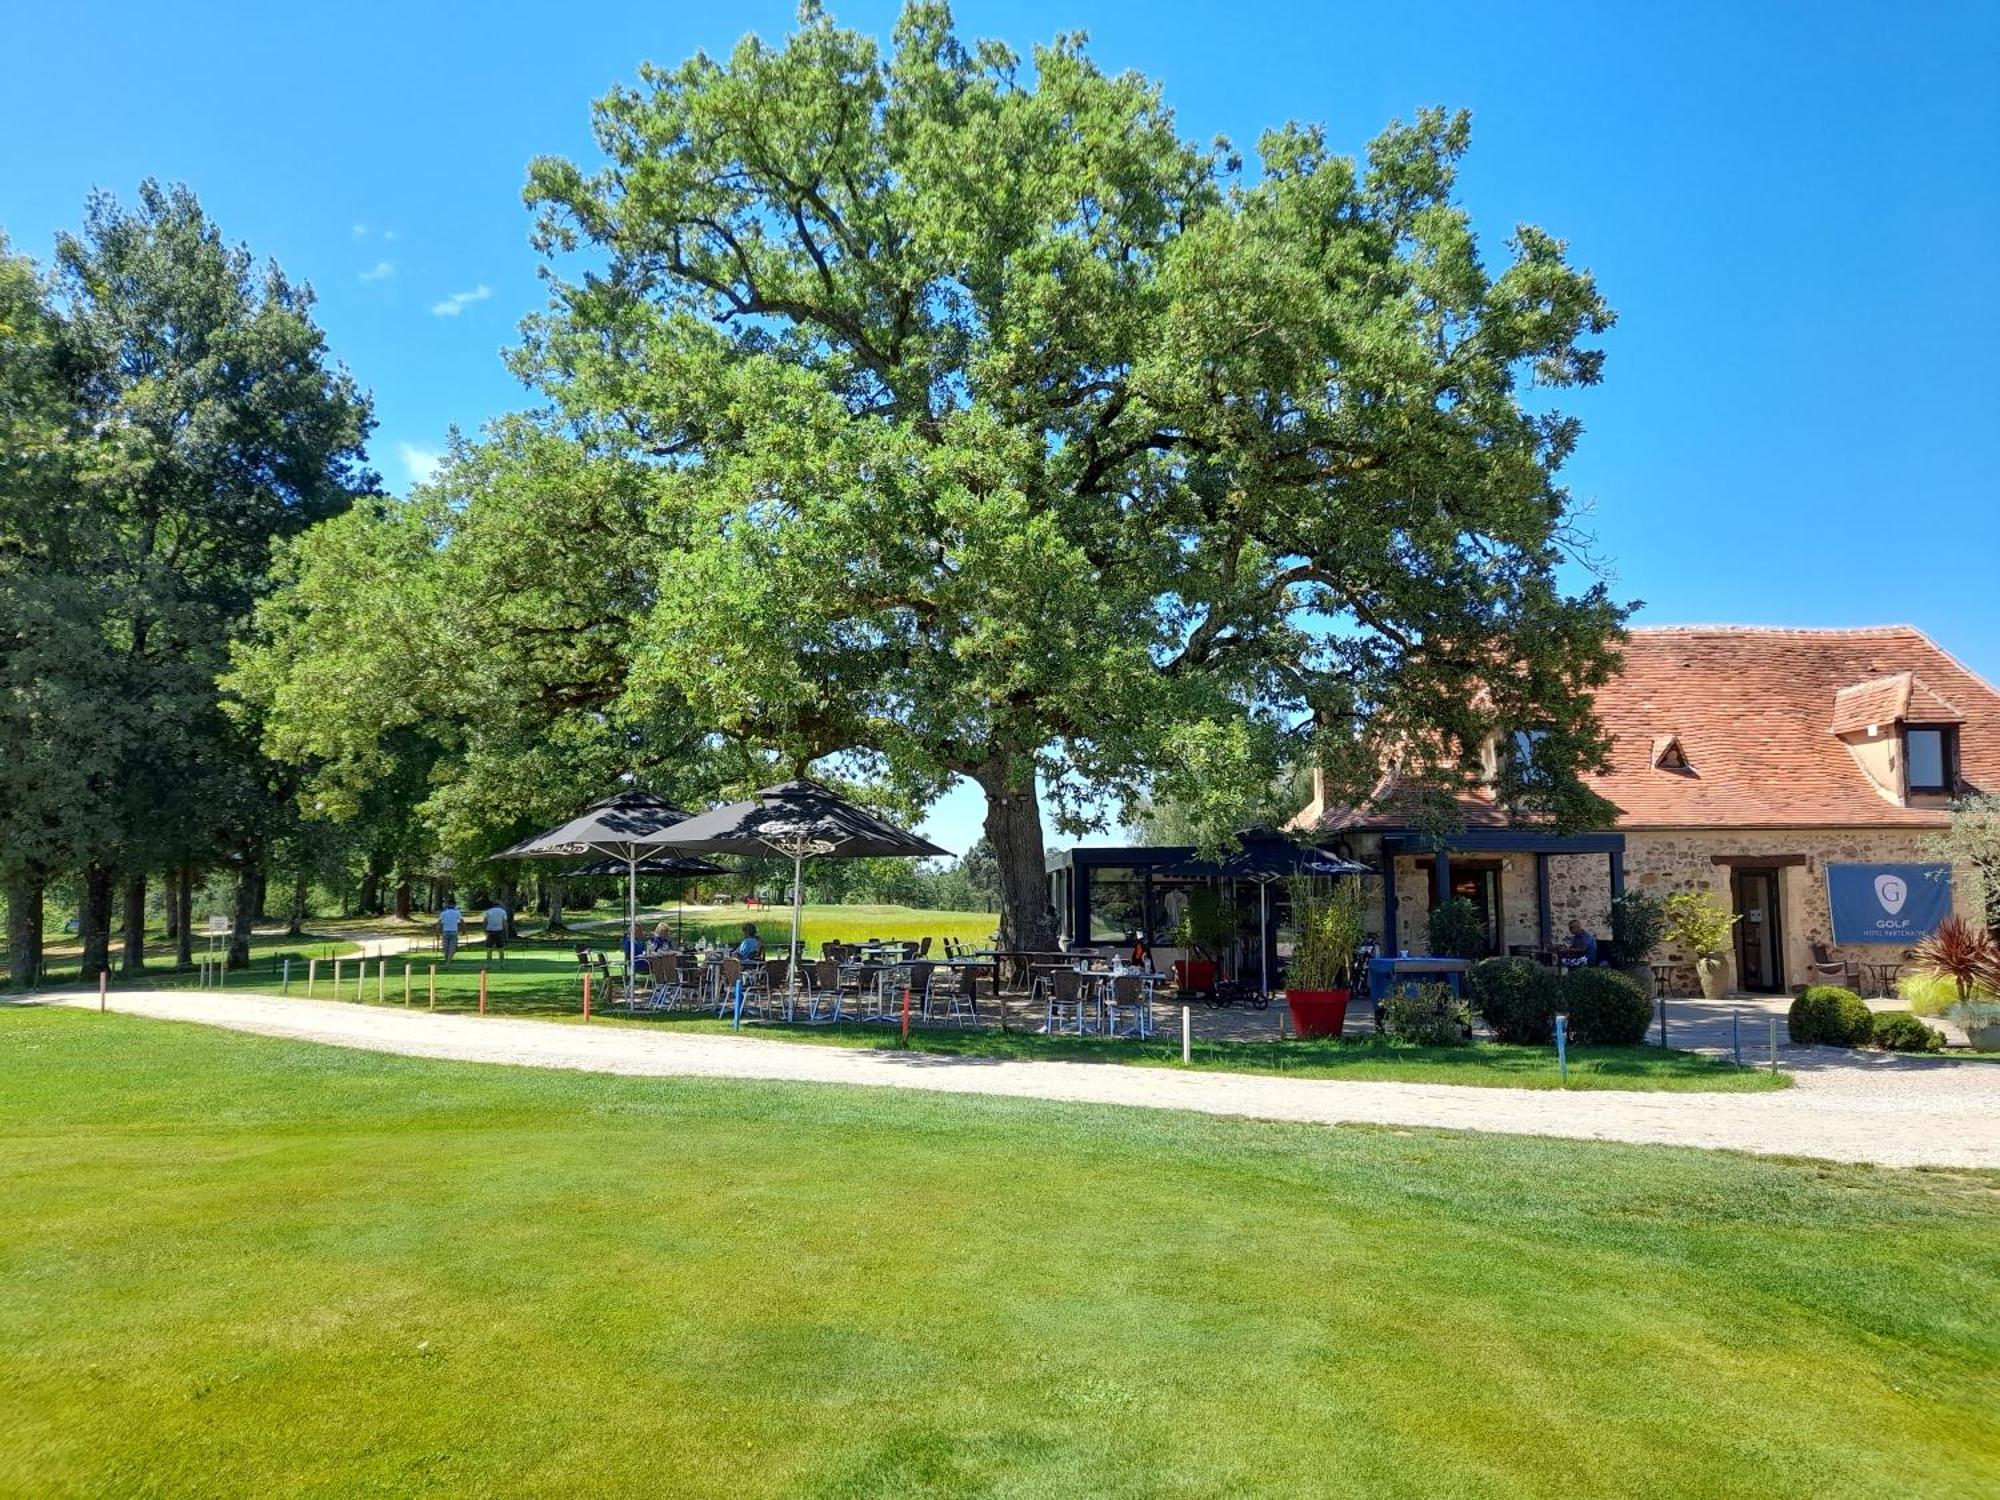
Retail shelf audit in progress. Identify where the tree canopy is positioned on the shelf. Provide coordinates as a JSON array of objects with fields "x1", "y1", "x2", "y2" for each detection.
[{"x1": 513, "y1": 0, "x2": 1626, "y2": 948}]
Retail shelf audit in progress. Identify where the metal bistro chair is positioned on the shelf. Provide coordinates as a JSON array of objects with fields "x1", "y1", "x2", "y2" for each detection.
[
  {"x1": 1043, "y1": 969, "x2": 1088, "y2": 1035},
  {"x1": 1107, "y1": 973, "x2": 1155, "y2": 1039},
  {"x1": 801, "y1": 959, "x2": 846, "y2": 1022},
  {"x1": 881, "y1": 961, "x2": 933, "y2": 1024},
  {"x1": 928, "y1": 963, "x2": 982, "y2": 1027},
  {"x1": 763, "y1": 958, "x2": 791, "y2": 1020},
  {"x1": 715, "y1": 955, "x2": 744, "y2": 1018}
]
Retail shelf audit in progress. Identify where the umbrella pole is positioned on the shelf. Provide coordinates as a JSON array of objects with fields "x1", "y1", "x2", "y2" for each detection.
[
  {"x1": 627, "y1": 854, "x2": 638, "y2": 1010},
  {"x1": 790, "y1": 850, "x2": 804, "y2": 1016},
  {"x1": 1259, "y1": 881, "x2": 1269, "y2": 1001}
]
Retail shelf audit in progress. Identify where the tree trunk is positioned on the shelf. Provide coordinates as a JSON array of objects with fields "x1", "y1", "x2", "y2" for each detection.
[
  {"x1": 78, "y1": 863, "x2": 114, "y2": 981},
  {"x1": 227, "y1": 853, "x2": 259, "y2": 969},
  {"x1": 174, "y1": 866, "x2": 194, "y2": 968},
  {"x1": 547, "y1": 878, "x2": 567, "y2": 934},
  {"x1": 288, "y1": 875, "x2": 308, "y2": 936},
  {"x1": 6, "y1": 869, "x2": 44, "y2": 988},
  {"x1": 251, "y1": 869, "x2": 270, "y2": 923},
  {"x1": 393, "y1": 881, "x2": 412, "y2": 921},
  {"x1": 357, "y1": 854, "x2": 383, "y2": 917},
  {"x1": 120, "y1": 872, "x2": 147, "y2": 976},
  {"x1": 975, "y1": 758, "x2": 1055, "y2": 956},
  {"x1": 501, "y1": 878, "x2": 520, "y2": 938},
  {"x1": 162, "y1": 867, "x2": 181, "y2": 941}
]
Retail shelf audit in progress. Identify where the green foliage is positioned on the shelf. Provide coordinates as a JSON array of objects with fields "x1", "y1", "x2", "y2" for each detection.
[
  {"x1": 1897, "y1": 971, "x2": 1964, "y2": 1016},
  {"x1": 1908, "y1": 914, "x2": 2000, "y2": 1002},
  {"x1": 1426, "y1": 897, "x2": 1488, "y2": 960},
  {"x1": 1924, "y1": 794, "x2": 2000, "y2": 929},
  {"x1": 1664, "y1": 891, "x2": 1738, "y2": 961},
  {"x1": 1286, "y1": 877, "x2": 1367, "y2": 990},
  {"x1": 1173, "y1": 885, "x2": 1238, "y2": 961},
  {"x1": 509, "y1": 2, "x2": 1627, "y2": 953},
  {"x1": 1381, "y1": 983, "x2": 1473, "y2": 1046},
  {"x1": 1468, "y1": 956, "x2": 1562, "y2": 1045},
  {"x1": 1608, "y1": 889, "x2": 1666, "y2": 965},
  {"x1": 1558, "y1": 967, "x2": 1652, "y2": 1046},
  {"x1": 1789, "y1": 987, "x2": 1875, "y2": 1048},
  {"x1": 1868, "y1": 1011, "x2": 1942, "y2": 1054}
]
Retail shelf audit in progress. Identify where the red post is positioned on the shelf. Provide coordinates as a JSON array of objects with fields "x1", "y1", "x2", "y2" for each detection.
[
  {"x1": 98, "y1": 970, "x2": 107, "y2": 1012},
  {"x1": 582, "y1": 972, "x2": 592, "y2": 1022},
  {"x1": 479, "y1": 968, "x2": 488, "y2": 1016},
  {"x1": 900, "y1": 981, "x2": 911, "y2": 1043}
]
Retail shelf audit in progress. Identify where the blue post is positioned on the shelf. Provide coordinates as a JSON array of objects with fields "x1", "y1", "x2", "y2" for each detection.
[
  {"x1": 1732, "y1": 1008, "x2": 1742, "y2": 1067},
  {"x1": 1555, "y1": 1012, "x2": 1569, "y2": 1085},
  {"x1": 732, "y1": 978, "x2": 745, "y2": 1031}
]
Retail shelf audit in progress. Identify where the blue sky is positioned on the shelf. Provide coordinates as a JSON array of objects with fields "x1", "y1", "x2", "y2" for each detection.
[{"x1": 5, "y1": 1, "x2": 1996, "y2": 854}]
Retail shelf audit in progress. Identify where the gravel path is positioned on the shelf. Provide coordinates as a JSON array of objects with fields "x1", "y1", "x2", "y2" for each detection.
[{"x1": 18, "y1": 988, "x2": 2000, "y2": 1169}]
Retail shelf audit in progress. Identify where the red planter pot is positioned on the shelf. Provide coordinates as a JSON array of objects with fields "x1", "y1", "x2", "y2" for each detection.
[
  {"x1": 1285, "y1": 988, "x2": 1352, "y2": 1038},
  {"x1": 1172, "y1": 959, "x2": 1218, "y2": 994}
]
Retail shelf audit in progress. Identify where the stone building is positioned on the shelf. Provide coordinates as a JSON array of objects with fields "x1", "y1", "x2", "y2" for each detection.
[{"x1": 1295, "y1": 626, "x2": 1996, "y2": 994}]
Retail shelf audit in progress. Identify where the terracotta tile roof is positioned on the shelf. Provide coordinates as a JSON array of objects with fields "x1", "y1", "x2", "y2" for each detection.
[
  {"x1": 1588, "y1": 627, "x2": 1996, "y2": 829},
  {"x1": 1830, "y1": 672, "x2": 1966, "y2": 736},
  {"x1": 1305, "y1": 626, "x2": 1998, "y2": 834}
]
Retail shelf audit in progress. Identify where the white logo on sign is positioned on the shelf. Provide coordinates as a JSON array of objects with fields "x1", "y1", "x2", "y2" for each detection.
[{"x1": 1874, "y1": 874, "x2": 1907, "y2": 915}]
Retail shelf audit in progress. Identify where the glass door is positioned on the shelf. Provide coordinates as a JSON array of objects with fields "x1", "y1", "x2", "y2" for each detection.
[{"x1": 1732, "y1": 869, "x2": 1784, "y2": 993}]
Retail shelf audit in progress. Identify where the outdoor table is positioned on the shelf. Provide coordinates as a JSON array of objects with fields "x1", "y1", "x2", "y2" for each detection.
[
  {"x1": 1863, "y1": 960, "x2": 1904, "y2": 998},
  {"x1": 1365, "y1": 957, "x2": 1470, "y2": 1009}
]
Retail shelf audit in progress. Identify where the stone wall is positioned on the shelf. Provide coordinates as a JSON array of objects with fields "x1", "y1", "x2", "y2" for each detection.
[{"x1": 1349, "y1": 825, "x2": 1966, "y2": 992}]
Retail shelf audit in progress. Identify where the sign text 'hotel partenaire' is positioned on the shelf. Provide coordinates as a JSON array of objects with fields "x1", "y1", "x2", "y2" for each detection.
[{"x1": 1824, "y1": 863, "x2": 1953, "y2": 945}]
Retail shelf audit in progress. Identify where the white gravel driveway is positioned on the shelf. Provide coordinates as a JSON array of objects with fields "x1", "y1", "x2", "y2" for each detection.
[{"x1": 18, "y1": 987, "x2": 2000, "y2": 1170}]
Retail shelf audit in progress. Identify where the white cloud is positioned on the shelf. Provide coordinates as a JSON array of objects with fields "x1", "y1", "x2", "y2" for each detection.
[
  {"x1": 359, "y1": 260, "x2": 396, "y2": 283},
  {"x1": 430, "y1": 284, "x2": 492, "y2": 317},
  {"x1": 351, "y1": 222, "x2": 367, "y2": 239},
  {"x1": 396, "y1": 442, "x2": 445, "y2": 486},
  {"x1": 383, "y1": 229, "x2": 399, "y2": 241}
]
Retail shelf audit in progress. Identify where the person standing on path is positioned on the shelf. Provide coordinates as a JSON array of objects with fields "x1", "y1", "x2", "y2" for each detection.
[
  {"x1": 439, "y1": 900, "x2": 463, "y2": 962},
  {"x1": 484, "y1": 899, "x2": 509, "y2": 962}
]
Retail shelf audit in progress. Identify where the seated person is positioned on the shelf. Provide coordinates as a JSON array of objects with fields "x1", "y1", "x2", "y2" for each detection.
[
  {"x1": 735, "y1": 922, "x2": 763, "y2": 962},
  {"x1": 1561, "y1": 919, "x2": 1600, "y2": 967},
  {"x1": 646, "y1": 922, "x2": 676, "y2": 957}
]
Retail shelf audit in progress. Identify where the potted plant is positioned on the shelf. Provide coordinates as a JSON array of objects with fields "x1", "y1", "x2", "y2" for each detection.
[
  {"x1": 1426, "y1": 897, "x2": 1489, "y2": 961},
  {"x1": 1170, "y1": 886, "x2": 1235, "y2": 997},
  {"x1": 1609, "y1": 889, "x2": 1667, "y2": 997},
  {"x1": 1663, "y1": 891, "x2": 1739, "y2": 1001},
  {"x1": 1911, "y1": 915, "x2": 2000, "y2": 1048},
  {"x1": 1283, "y1": 877, "x2": 1368, "y2": 1038}
]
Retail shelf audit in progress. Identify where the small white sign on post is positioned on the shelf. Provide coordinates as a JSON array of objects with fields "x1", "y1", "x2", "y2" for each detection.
[{"x1": 208, "y1": 916, "x2": 232, "y2": 936}]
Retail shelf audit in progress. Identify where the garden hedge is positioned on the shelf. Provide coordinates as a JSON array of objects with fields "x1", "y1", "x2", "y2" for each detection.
[
  {"x1": 1788, "y1": 986, "x2": 1875, "y2": 1047},
  {"x1": 1559, "y1": 967, "x2": 1652, "y2": 1046},
  {"x1": 1868, "y1": 1011, "x2": 1943, "y2": 1053},
  {"x1": 1467, "y1": 957, "x2": 1562, "y2": 1044}
]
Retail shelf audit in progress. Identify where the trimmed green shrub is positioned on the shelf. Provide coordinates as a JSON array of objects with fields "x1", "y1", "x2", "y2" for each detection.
[
  {"x1": 1559, "y1": 967, "x2": 1652, "y2": 1045},
  {"x1": 1468, "y1": 956, "x2": 1562, "y2": 1045},
  {"x1": 1382, "y1": 983, "x2": 1473, "y2": 1046},
  {"x1": 1869, "y1": 1011, "x2": 1943, "y2": 1053},
  {"x1": 1426, "y1": 897, "x2": 1489, "y2": 961},
  {"x1": 1788, "y1": 986, "x2": 1874, "y2": 1047}
]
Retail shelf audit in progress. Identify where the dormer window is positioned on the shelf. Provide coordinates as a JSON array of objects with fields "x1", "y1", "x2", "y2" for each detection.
[
  {"x1": 1650, "y1": 734, "x2": 1691, "y2": 773},
  {"x1": 1904, "y1": 724, "x2": 1956, "y2": 794},
  {"x1": 1511, "y1": 729, "x2": 1548, "y2": 774}
]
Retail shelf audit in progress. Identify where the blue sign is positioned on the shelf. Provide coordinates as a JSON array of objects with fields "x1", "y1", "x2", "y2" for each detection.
[{"x1": 1826, "y1": 863, "x2": 1953, "y2": 945}]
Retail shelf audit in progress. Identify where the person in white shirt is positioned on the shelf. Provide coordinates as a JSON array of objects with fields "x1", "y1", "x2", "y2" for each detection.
[
  {"x1": 438, "y1": 901, "x2": 462, "y2": 962},
  {"x1": 484, "y1": 900, "x2": 509, "y2": 961}
]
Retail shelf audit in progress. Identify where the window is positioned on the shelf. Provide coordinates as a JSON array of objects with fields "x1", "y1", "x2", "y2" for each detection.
[
  {"x1": 1086, "y1": 866, "x2": 1147, "y2": 942},
  {"x1": 1905, "y1": 725, "x2": 1954, "y2": 794},
  {"x1": 1511, "y1": 729, "x2": 1548, "y2": 774}
]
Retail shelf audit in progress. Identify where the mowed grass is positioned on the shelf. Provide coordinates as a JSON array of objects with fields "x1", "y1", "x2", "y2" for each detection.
[
  {"x1": 6, "y1": 923, "x2": 362, "y2": 989},
  {"x1": 0, "y1": 1007, "x2": 1993, "y2": 1498},
  {"x1": 563, "y1": 901, "x2": 999, "y2": 951},
  {"x1": 268, "y1": 948, "x2": 1779, "y2": 1092}
]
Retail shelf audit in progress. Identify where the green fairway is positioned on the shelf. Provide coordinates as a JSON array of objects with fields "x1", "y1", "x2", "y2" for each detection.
[
  {"x1": 2, "y1": 1007, "x2": 1993, "y2": 1498},
  {"x1": 562, "y1": 901, "x2": 998, "y2": 951},
  {"x1": 237, "y1": 947, "x2": 1779, "y2": 1092}
]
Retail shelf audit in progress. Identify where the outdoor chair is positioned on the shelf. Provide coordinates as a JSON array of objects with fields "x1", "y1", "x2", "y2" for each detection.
[
  {"x1": 1807, "y1": 942, "x2": 1860, "y2": 990},
  {"x1": 1043, "y1": 969, "x2": 1088, "y2": 1035},
  {"x1": 801, "y1": 959, "x2": 845, "y2": 1022},
  {"x1": 574, "y1": 945, "x2": 612, "y2": 993},
  {"x1": 917, "y1": 936, "x2": 933, "y2": 957},
  {"x1": 715, "y1": 955, "x2": 744, "y2": 1018},
  {"x1": 928, "y1": 964, "x2": 982, "y2": 1026},
  {"x1": 763, "y1": 958, "x2": 791, "y2": 1019},
  {"x1": 1107, "y1": 973, "x2": 1154, "y2": 1038}
]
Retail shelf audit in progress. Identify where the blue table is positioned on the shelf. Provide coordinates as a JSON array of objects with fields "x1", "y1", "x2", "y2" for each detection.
[{"x1": 1366, "y1": 956, "x2": 1470, "y2": 1008}]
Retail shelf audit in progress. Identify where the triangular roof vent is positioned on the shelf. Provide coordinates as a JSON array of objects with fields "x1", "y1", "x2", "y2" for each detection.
[{"x1": 1650, "y1": 734, "x2": 1692, "y2": 773}]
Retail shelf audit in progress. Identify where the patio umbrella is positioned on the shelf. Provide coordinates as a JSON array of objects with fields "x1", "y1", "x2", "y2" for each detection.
[
  {"x1": 659, "y1": 778, "x2": 949, "y2": 1025},
  {"x1": 561, "y1": 855, "x2": 729, "y2": 944},
  {"x1": 1164, "y1": 828, "x2": 1375, "y2": 999},
  {"x1": 492, "y1": 789, "x2": 695, "y2": 1005}
]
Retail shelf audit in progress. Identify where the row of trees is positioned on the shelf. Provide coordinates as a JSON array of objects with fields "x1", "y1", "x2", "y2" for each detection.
[
  {"x1": 1, "y1": 185, "x2": 374, "y2": 982},
  {"x1": 8, "y1": 3, "x2": 1628, "y2": 978}
]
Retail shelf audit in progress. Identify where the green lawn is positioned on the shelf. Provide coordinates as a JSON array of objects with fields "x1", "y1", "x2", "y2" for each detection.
[
  {"x1": 0, "y1": 1007, "x2": 1992, "y2": 1497},
  {"x1": 247, "y1": 948, "x2": 1779, "y2": 1092},
  {"x1": 5, "y1": 921, "x2": 362, "y2": 989},
  {"x1": 562, "y1": 900, "x2": 999, "y2": 951}
]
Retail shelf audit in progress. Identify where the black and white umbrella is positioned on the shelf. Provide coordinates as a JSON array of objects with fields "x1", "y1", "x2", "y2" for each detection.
[
  {"x1": 661, "y1": 779, "x2": 948, "y2": 1023},
  {"x1": 493, "y1": 789, "x2": 695, "y2": 1003},
  {"x1": 1164, "y1": 828, "x2": 1374, "y2": 999}
]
